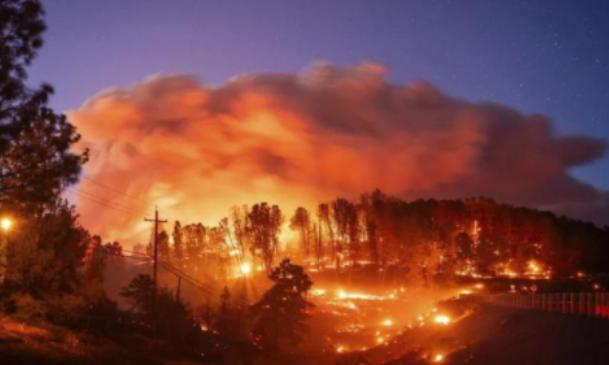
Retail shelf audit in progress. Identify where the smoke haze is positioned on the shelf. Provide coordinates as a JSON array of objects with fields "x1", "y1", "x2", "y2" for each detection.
[{"x1": 69, "y1": 63, "x2": 608, "y2": 243}]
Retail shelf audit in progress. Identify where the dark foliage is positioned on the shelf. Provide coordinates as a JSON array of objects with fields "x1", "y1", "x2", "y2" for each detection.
[{"x1": 250, "y1": 258, "x2": 313, "y2": 350}]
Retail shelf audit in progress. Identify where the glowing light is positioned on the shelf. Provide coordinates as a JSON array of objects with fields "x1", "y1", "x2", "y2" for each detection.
[
  {"x1": 527, "y1": 260, "x2": 540, "y2": 274},
  {"x1": 433, "y1": 314, "x2": 451, "y2": 325},
  {"x1": 239, "y1": 262, "x2": 252, "y2": 276},
  {"x1": 336, "y1": 345, "x2": 346, "y2": 353},
  {"x1": 345, "y1": 301, "x2": 358, "y2": 310},
  {"x1": 381, "y1": 318, "x2": 394, "y2": 327},
  {"x1": 0, "y1": 217, "x2": 13, "y2": 232},
  {"x1": 335, "y1": 288, "x2": 384, "y2": 301},
  {"x1": 433, "y1": 353, "x2": 445, "y2": 363},
  {"x1": 311, "y1": 288, "x2": 326, "y2": 297}
]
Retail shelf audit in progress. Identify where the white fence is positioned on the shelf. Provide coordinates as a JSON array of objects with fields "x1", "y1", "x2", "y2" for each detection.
[{"x1": 489, "y1": 292, "x2": 609, "y2": 319}]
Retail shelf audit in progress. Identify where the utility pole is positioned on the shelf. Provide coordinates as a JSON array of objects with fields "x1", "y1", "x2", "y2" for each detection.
[
  {"x1": 145, "y1": 207, "x2": 167, "y2": 296},
  {"x1": 144, "y1": 207, "x2": 167, "y2": 336}
]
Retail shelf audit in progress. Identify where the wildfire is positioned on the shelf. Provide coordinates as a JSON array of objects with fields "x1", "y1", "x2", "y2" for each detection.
[
  {"x1": 239, "y1": 262, "x2": 252, "y2": 276},
  {"x1": 311, "y1": 288, "x2": 327, "y2": 297},
  {"x1": 527, "y1": 260, "x2": 540, "y2": 274},
  {"x1": 433, "y1": 314, "x2": 451, "y2": 325},
  {"x1": 335, "y1": 288, "x2": 386, "y2": 301},
  {"x1": 433, "y1": 353, "x2": 445, "y2": 363},
  {"x1": 381, "y1": 318, "x2": 394, "y2": 327}
]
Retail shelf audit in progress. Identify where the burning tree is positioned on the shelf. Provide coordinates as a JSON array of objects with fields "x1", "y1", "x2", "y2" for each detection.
[
  {"x1": 246, "y1": 203, "x2": 283, "y2": 273},
  {"x1": 290, "y1": 206, "x2": 312, "y2": 258}
]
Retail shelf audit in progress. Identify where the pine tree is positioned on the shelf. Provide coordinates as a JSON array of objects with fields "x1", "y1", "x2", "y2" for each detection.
[{"x1": 250, "y1": 259, "x2": 313, "y2": 350}]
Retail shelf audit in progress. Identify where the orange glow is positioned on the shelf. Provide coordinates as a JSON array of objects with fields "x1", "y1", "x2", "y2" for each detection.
[
  {"x1": 239, "y1": 262, "x2": 252, "y2": 276},
  {"x1": 0, "y1": 217, "x2": 13, "y2": 232},
  {"x1": 381, "y1": 318, "x2": 394, "y2": 327},
  {"x1": 311, "y1": 288, "x2": 326, "y2": 297},
  {"x1": 433, "y1": 353, "x2": 445, "y2": 363},
  {"x1": 433, "y1": 314, "x2": 451, "y2": 325},
  {"x1": 527, "y1": 260, "x2": 540, "y2": 274},
  {"x1": 335, "y1": 288, "x2": 386, "y2": 301}
]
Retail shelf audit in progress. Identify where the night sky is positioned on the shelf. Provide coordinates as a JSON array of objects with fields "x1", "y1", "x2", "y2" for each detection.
[{"x1": 29, "y1": 0, "x2": 609, "y2": 189}]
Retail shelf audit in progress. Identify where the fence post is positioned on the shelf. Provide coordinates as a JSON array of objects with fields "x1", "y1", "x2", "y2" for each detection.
[{"x1": 570, "y1": 292, "x2": 575, "y2": 314}]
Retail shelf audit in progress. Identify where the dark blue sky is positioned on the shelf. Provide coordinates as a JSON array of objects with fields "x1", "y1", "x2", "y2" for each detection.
[{"x1": 29, "y1": 0, "x2": 609, "y2": 188}]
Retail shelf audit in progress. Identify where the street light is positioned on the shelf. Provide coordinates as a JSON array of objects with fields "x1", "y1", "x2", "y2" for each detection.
[
  {"x1": 0, "y1": 217, "x2": 13, "y2": 233},
  {"x1": 0, "y1": 216, "x2": 13, "y2": 285}
]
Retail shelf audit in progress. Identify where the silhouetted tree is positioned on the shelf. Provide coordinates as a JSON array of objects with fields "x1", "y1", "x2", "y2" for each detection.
[
  {"x1": 290, "y1": 206, "x2": 311, "y2": 258},
  {"x1": 332, "y1": 198, "x2": 359, "y2": 268},
  {"x1": 317, "y1": 203, "x2": 335, "y2": 266},
  {"x1": 0, "y1": 1, "x2": 87, "y2": 299},
  {"x1": 121, "y1": 273, "x2": 197, "y2": 342},
  {"x1": 246, "y1": 203, "x2": 283, "y2": 273},
  {"x1": 0, "y1": 0, "x2": 47, "y2": 154},
  {"x1": 250, "y1": 258, "x2": 313, "y2": 350},
  {"x1": 0, "y1": 0, "x2": 86, "y2": 214},
  {"x1": 172, "y1": 220, "x2": 183, "y2": 267}
]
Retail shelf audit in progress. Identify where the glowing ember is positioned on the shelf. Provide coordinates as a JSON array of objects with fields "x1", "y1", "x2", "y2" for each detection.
[
  {"x1": 336, "y1": 345, "x2": 346, "y2": 353},
  {"x1": 433, "y1": 353, "x2": 445, "y2": 363},
  {"x1": 227, "y1": 249, "x2": 241, "y2": 257},
  {"x1": 335, "y1": 288, "x2": 385, "y2": 301},
  {"x1": 433, "y1": 314, "x2": 451, "y2": 325},
  {"x1": 311, "y1": 288, "x2": 326, "y2": 297},
  {"x1": 381, "y1": 318, "x2": 394, "y2": 327},
  {"x1": 527, "y1": 260, "x2": 540, "y2": 274},
  {"x1": 239, "y1": 262, "x2": 252, "y2": 276}
]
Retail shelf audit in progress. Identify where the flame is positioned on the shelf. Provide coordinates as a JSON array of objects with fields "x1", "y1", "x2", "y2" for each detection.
[
  {"x1": 381, "y1": 318, "x2": 394, "y2": 327},
  {"x1": 433, "y1": 314, "x2": 451, "y2": 325},
  {"x1": 239, "y1": 262, "x2": 252, "y2": 276}
]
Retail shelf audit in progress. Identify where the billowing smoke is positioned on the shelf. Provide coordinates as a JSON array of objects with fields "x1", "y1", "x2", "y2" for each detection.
[{"x1": 69, "y1": 62, "x2": 608, "y2": 244}]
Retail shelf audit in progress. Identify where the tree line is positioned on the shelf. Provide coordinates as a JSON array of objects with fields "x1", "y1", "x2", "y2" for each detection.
[{"x1": 156, "y1": 191, "x2": 609, "y2": 284}]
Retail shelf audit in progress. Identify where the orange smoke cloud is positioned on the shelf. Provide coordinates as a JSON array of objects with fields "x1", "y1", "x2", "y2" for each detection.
[{"x1": 68, "y1": 62, "x2": 608, "y2": 244}]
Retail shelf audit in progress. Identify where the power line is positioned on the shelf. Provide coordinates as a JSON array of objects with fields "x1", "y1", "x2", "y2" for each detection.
[
  {"x1": 74, "y1": 190, "x2": 143, "y2": 218},
  {"x1": 68, "y1": 186, "x2": 146, "y2": 216},
  {"x1": 95, "y1": 247, "x2": 215, "y2": 296},
  {"x1": 81, "y1": 176, "x2": 150, "y2": 206},
  {"x1": 159, "y1": 262, "x2": 215, "y2": 296}
]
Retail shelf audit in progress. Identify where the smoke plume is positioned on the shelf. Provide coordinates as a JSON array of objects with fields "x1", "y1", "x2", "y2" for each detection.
[{"x1": 69, "y1": 62, "x2": 608, "y2": 243}]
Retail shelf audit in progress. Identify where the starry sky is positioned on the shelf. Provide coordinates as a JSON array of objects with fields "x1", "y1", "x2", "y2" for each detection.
[{"x1": 28, "y1": 0, "x2": 609, "y2": 189}]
